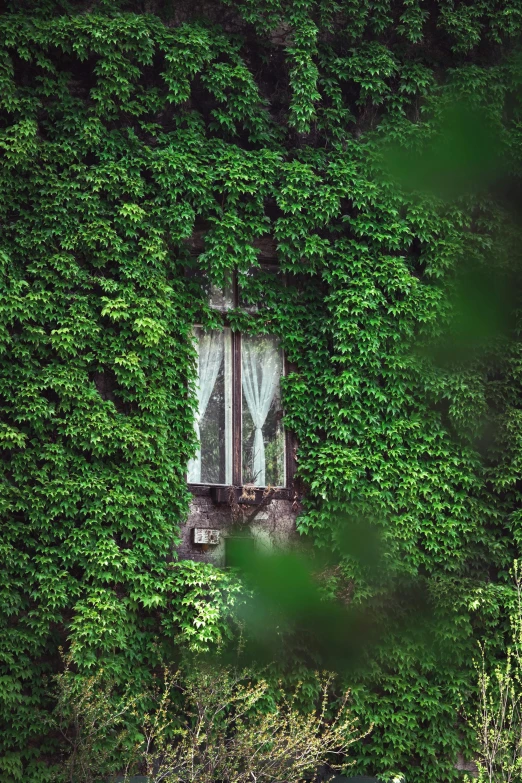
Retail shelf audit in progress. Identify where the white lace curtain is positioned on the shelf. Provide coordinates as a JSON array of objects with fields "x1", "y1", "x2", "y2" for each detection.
[
  {"x1": 241, "y1": 336, "x2": 281, "y2": 486},
  {"x1": 187, "y1": 329, "x2": 223, "y2": 483}
]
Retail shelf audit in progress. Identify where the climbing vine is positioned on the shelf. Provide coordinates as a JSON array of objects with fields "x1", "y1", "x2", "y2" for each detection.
[{"x1": 2, "y1": 1, "x2": 522, "y2": 781}]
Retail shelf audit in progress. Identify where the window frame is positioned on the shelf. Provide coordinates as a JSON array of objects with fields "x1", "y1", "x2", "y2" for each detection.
[{"x1": 187, "y1": 268, "x2": 296, "y2": 500}]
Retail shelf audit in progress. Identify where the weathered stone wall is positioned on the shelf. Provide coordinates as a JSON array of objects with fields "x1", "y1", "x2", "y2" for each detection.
[{"x1": 177, "y1": 494, "x2": 299, "y2": 566}]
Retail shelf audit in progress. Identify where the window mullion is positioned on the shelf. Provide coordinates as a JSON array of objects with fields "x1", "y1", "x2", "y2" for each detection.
[
  {"x1": 283, "y1": 353, "x2": 292, "y2": 489},
  {"x1": 224, "y1": 330, "x2": 233, "y2": 485},
  {"x1": 232, "y1": 331, "x2": 242, "y2": 486}
]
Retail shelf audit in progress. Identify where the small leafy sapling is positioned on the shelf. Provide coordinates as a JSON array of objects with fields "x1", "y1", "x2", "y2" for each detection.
[{"x1": 468, "y1": 562, "x2": 522, "y2": 783}]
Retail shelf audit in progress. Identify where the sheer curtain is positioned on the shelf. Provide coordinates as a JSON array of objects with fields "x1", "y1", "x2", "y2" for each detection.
[
  {"x1": 241, "y1": 336, "x2": 281, "y2": 486},
  {"x1": 187, "y1": 329, "x2": 223, "y2": 483}
]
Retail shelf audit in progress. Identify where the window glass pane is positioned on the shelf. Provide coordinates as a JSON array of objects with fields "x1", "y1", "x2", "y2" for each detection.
[
  {"x1": 187, "y1": 328, "x2": 232, "y2": 485},
  {"x1": 209, "y1": 280, "x2": 235, "y2": 311},
  {"x1": 238, "y1": 265, "x2": 283, "y2": 313},
  {"x1": 184, "y1": 266, "x2": 235, "y2": 312},
  {"x1": 241, "y1": 335, "x2": 285, "y2": 487}
]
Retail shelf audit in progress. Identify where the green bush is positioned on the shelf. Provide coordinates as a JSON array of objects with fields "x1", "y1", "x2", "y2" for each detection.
[
  {"x1": 48, "y1": 658, "x2": 365, "y2": 783},
  {"x1": 468, "y1": 563, "x2": 522, "y2": 783}
]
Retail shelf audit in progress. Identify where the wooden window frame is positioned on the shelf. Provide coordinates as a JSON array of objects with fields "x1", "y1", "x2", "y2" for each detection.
[{"x1": 187, "y1": 268, "x2": 296, "y2": 501}]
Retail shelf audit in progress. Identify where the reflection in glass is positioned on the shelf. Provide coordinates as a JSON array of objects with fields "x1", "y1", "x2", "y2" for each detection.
[
  {"x1": 238, "y1": 265, "x2": 283, "y2": 313},
  {"x1": 187, "y1": 328, "x2": 232, "y2": 484},
  {"x1": 209, "y1": 280, "x2": 235, "y2": 312},
  {"x1": 242, "y1": 335, "x2": 285, "y2": 487}
]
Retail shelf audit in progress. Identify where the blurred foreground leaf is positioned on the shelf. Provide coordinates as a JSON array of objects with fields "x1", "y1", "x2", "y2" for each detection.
[
  {"x1": 384, "y1": 100, "x2": 503, "y2": 199},
  {"x1": 223, "y1": 531, "x2": 442, "y2": 676}
]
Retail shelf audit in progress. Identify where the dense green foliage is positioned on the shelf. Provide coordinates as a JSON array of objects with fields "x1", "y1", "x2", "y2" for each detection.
[{"x1": 2, "y1": 0, "x2": 522, "y2": 781}]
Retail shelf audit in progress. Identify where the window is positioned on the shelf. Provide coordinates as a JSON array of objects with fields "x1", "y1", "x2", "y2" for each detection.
[{"x1": 187, "y1": 273, "x2": 290, "y2": 489}]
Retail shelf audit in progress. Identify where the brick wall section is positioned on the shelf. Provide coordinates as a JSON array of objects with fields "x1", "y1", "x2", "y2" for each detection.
[{"x1": 177, "y1": 495, "x2": 299, "y2": 566}]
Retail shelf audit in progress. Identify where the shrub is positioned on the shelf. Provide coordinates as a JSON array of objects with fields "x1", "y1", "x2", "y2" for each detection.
[
  {"x1": 49, "y1": 658, "x2": 367, "y2": 783},
  {"x1": 469, "y1": 563, "x2": 522, "y2": 783}
]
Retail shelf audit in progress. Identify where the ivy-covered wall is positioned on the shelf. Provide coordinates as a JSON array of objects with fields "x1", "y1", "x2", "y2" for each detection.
[{"x1": 1, "y1": 1, "x2": 522, "y2": 781}]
